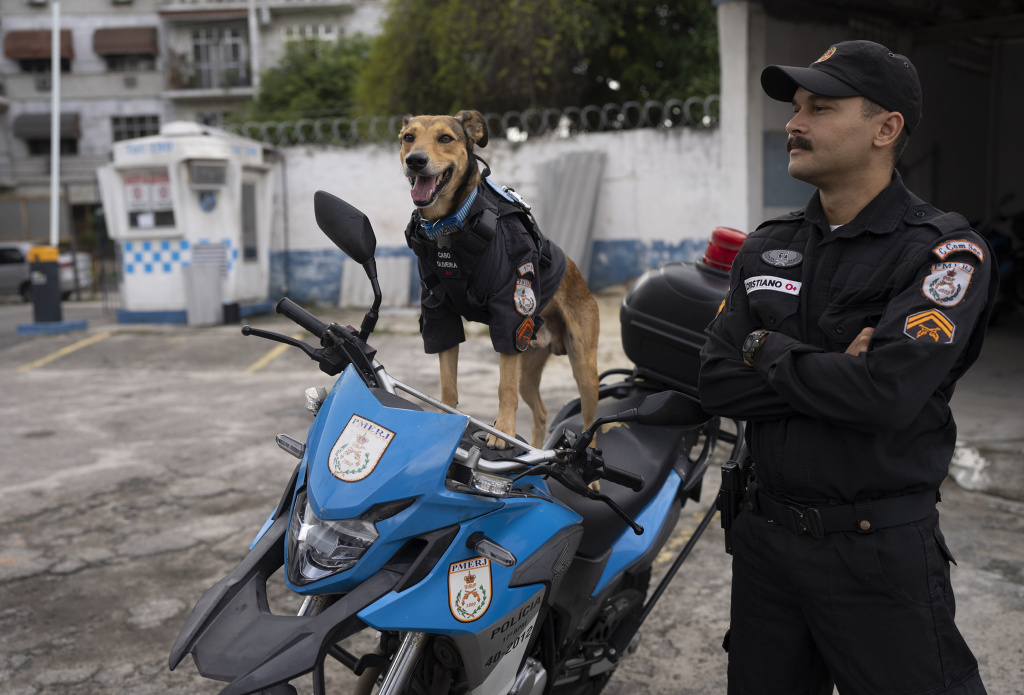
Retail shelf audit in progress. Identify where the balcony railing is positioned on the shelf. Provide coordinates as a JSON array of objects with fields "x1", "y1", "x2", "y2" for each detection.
[{"x1": 168, "y1": 53, "x2": 251, "y2": 90}]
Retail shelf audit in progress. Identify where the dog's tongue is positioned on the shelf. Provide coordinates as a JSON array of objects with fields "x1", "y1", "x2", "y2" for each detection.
[{"x1": 411, "y1": 175, "x2": 436, "y2": 204}]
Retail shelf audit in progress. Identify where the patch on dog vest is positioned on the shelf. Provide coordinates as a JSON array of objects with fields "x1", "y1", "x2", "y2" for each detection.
[
  {"x1": 922, "y1": 262, "x2": 973, "y2": 306},
  {"x1": 932, "y1": 240, "x2": 984, "y2": 262},
  {"x1": 515, "y1": 279, "x2": 536, "y2": 316},
  {"x1": 516, "y1": 317, "x2": 535, "y2": 352},
  {"x1": 904, "y1": 309, "x2": 955, "y2": 344}
]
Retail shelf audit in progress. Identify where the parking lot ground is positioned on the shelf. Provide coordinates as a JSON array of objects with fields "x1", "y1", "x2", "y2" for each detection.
[{"x1": 0, "y1": 290, "x2": 1021, "y2": 695}]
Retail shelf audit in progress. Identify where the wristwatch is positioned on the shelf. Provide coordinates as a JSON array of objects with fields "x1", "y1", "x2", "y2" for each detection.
[{"x1": 742, "y1": 329, "x2": 772, "y2": 367}]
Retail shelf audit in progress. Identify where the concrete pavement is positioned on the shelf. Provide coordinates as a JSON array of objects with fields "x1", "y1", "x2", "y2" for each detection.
[{"x1": 0, "y1": 290, "x2": 1021, "y2": 695}]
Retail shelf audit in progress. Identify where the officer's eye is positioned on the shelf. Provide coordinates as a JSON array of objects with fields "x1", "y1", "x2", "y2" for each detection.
[
  {"x1": 439, "y1": 134, "x2": 453, "y2": 143},
  {"x1": 402, "y1": 133, "x2": 415, "y2": 143}
]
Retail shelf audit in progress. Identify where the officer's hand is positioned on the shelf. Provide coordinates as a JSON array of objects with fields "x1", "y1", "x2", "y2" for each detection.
[{"x1": 845, "y1": 327, "x2": 874, "y2": 356}]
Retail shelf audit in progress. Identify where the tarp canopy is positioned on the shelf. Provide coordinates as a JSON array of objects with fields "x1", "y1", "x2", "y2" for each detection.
[
  {"x1": 13, "y1": 113, "x2": 81, "y2": 140},
  {"x1": 93, "y1": 27, "x2": 158, "y2": 56},
  {"x1": 3, "y1": 30, "x2": 73, "y2": 60}
]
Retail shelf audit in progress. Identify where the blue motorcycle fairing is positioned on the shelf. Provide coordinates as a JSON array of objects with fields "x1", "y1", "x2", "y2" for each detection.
[
  {"x1": 592, "y1": 470, "x2": 681, "y2": 595},
  {"x1": 284, "y1": 366, "x2": 506, "y2": 594},
  {"x1": 357, "y1": 495, "x2": 581, "y2": 634}
]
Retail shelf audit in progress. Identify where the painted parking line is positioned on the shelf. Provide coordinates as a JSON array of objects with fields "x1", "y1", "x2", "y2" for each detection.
[
  {"x1": 244, "y1": 332, "x2": 309, "y2": 373},
  {"x1": 17, "y1": 330, "x2": 115, "y2": 373}
]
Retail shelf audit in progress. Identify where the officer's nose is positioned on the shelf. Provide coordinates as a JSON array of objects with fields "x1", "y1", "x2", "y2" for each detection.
[{"x1": 406, "y1": 152, "x2": 429, "y2": 171}]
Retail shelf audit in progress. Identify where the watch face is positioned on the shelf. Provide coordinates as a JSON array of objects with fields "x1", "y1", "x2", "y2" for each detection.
[{"x1": 742, "y1": 333, "x2": 757, "y2": 352}]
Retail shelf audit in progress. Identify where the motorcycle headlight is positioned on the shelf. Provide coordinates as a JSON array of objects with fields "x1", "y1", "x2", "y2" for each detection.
[{"x1": 286, "y1": 490, "x2": 413, "y2": 585}]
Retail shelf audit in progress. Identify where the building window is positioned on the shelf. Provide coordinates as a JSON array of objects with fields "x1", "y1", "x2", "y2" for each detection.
[
  {"x1": 112, "y1": 115, "x2": 160, "y2": 142},
  {"x1": 192, "y1": 27, "x2": 249, "y2": 89},
  {"x1": 105, "y1": 54, "x2": 156, "y2": 72},
  {"x1": 18, "y1": 58, "x2": 71, "y2": 73},
  {"x1": 27, "y1": 139, "x2": 78, "y2": 156},
  {"x1": 282, "y1": 24, "x2": 339, "y2": 42}
]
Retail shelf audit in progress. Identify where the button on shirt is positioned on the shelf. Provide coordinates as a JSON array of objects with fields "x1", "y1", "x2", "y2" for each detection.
[{"x1": 699, "y1": 172, "x2": 997, "y2": 503}]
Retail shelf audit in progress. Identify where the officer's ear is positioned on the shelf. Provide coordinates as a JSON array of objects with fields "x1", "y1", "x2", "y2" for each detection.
[{"x1": 455, "y1": 110, "x2": 488, "y2": 149}]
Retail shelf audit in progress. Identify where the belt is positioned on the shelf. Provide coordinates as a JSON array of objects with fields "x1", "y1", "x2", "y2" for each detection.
[{"x1": 749, "y1": 483, "x2": 938, "y2": 538}]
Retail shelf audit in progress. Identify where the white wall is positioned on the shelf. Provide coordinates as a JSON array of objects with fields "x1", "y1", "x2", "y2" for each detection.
[{"x1": 274, "y1": 126, "x2": 724, "y2": 301}]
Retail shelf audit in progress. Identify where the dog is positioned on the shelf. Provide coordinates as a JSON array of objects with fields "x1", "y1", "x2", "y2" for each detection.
[{"x1": 400, "y1": 110, "x2": 600, "y2": 451}]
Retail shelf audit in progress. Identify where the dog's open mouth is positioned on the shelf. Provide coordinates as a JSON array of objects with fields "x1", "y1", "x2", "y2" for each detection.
[{"x1": 409, "y1": 167, "x2": 453, "y2": 207}]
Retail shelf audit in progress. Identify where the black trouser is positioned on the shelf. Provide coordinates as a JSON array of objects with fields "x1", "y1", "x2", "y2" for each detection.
[{"x1": 727, "y1": 508, "x2": 986, "y2": 695}]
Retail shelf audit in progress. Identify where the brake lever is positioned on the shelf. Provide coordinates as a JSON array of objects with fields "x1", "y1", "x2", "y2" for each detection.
[
  {"x1": 548, "y1": 466, "x2": 645, "y2": 536},
  {"x1": 242, "y1": 325, "x2": 323, "y2": 362}
]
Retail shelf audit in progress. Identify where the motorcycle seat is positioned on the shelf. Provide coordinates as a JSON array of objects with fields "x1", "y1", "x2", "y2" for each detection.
[{"x1": 545, "y1": 391, "x2": 687, "y2": 557}]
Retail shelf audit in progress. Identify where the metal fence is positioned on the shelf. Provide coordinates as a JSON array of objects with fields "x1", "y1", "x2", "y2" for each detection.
[{"x1": 224, "y1": 96, "x2": 720, "y2": 147}]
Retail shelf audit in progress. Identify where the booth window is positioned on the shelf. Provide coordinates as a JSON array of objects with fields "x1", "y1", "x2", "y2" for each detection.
[
  {"x1": 124, "y1": 169, "x2": 175, "y2": 230},
  {"x1": 28, "y1": 139, "x2": 78, "y2": 156},
  {"x1": 113, "y1": 115, "x2": 160, "y2": 142},
  {"x1": 241, "y1": 182, "x2": 258, "y2": 261}
]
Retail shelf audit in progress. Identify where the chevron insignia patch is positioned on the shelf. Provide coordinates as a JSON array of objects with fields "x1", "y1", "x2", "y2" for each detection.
[{"x1": 904, "y1": 309, "x2": 955, "y2": 344}]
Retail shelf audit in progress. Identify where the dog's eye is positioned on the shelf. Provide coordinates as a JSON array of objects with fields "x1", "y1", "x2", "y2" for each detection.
[
  {"x1": 438, "y1": 134, "x2": 453, "y2": 143},
  {"x1": 402, "y1": 133, "x2": 415, "y2": 142}
]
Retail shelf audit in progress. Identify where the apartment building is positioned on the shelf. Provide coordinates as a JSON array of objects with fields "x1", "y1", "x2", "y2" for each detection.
[{"x1": 0, "y1": 0, "x2": 382, "y2": 244}]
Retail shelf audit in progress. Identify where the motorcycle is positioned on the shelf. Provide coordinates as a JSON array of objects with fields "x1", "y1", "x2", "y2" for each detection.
[{"x1": 169, "y1": 191, "x2": 741, "y2": 695}]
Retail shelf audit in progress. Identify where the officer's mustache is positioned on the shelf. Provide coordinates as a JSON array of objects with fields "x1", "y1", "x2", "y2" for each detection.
[{"x1": 787, "y1": 136, "x2": 812, "y2": 152}]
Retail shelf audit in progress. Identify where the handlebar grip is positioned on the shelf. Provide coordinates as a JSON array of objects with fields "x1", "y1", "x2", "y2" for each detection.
[
  {"x1": 276, "y1": 298, "x2": 329, "y2": 339},
  {"x1": 601, "y1": 463, "x2": 645, "y2": 492}
]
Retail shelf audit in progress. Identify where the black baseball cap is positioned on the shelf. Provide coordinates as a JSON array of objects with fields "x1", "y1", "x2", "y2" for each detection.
[{"x1": 761, "y1": 40, "x2": 922, "y2": 134}]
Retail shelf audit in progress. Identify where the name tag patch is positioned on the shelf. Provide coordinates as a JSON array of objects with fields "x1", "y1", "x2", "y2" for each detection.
[
  {"x1": 922, "y1": 262, "x2": 973, "y2": 306},
  {"x1": 932, "y1": 240, "x2": 984, "y2": 262},
  {"x1": 745, "y1": 275, "x2": 802, "y2": 296}
]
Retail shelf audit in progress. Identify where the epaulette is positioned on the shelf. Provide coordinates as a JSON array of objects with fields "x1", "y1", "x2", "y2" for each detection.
[
  {"x1": 904, "y1": 200, "x2": 971, "y2": 236},
  {"x1": 755, "y1": 207, "x2": 806, "y2": 231}
]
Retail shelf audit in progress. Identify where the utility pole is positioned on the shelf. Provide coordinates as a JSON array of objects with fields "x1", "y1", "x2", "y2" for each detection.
[{"x1": 50, "y1": 0, "x2": 61, "y2": 248}]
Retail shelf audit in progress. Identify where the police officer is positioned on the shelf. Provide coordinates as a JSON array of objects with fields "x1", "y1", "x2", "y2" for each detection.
[{"x1": 699, "y1": 40, "x2": 995, "y2": 694}]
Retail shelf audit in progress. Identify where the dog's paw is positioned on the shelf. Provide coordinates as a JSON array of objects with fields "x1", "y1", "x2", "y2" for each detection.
[{"x1": 485, "y1": 432, "x2": 512, "y2": 450}]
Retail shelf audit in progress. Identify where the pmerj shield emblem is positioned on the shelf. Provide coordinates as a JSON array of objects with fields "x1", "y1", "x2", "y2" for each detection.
[
  {"x1": 328, "y1": 415, "x2": 395, "y2": 482},
  {"x1": 449, "y1": 557, "x2": 492, "y2": 622},
  {"x1": 761, "y1": 249, "x2": 803, "y2": 268},
  {"x1": 922, "y1": 262, "x2": 972, "y2": 307},
  {"x1": 514, "y1": 279, "x2": 536, "y2": 316}
]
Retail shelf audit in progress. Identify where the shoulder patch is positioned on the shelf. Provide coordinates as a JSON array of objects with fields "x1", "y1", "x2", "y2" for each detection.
[
  {"x1": 933, "y1": 239, "x2": 984, "y2": 262},
  {"x1": 904, "y1": 309, "x2": 955, "y2": 344},
  {"x1": 922, "y1": 262, "x2": 973, "y2": 306}
]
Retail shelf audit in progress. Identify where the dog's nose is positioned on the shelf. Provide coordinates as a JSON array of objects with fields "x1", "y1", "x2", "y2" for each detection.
[{"x1": 405, "y1": 152, "x2": 429, "y2": 171}]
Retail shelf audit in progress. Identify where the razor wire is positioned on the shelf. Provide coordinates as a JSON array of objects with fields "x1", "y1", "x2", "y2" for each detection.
[{"x1": 225, "y1": 96, "x2": 719, "y2": 148}]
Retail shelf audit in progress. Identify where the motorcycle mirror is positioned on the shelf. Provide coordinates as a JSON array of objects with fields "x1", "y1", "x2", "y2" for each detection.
[
  {"x1": 634, "y1": 391, "x2": 710, "y2": 427},
  {"x1": 313, "y1": 191, "x2": 377, "y2": 264}
]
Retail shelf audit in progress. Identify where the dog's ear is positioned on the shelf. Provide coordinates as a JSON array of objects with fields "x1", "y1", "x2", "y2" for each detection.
[
  {"x1": 455, "y1": 110, "x2": 488, "y2": 148},
  {"x1": 402, "y1": 114, "x2": 414, "y2": 128}
]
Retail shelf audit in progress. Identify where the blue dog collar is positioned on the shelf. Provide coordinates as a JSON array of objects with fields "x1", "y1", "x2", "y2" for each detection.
[{"x1": 421, "y1": 188, "x2": 478, "y2": 240}]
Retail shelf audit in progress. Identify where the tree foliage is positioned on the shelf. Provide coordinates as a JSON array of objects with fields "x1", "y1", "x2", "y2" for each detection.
[
  {"x1": 235, "y1": 34, "x2": 372, "y2": 122},
  {"x1": 355, "y1": 0, "x2": 719, "y2": 116}
]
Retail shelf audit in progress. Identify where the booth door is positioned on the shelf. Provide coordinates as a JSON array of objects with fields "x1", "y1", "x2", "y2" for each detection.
[{"x1": 238, "y1": 170, "x2": 269, "y2": 301}]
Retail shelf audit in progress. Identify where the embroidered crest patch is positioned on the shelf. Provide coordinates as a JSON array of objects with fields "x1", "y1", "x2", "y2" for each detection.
[
  {"x1": 449, "y1": 557, "x2": 492, "y2": 622},
  {"x1": 932, "y1": 240, "x2": 984, "y2": 262},
  {"x1": 328, "y1": 415, "x2": 395, "y2": 482},
  {"x1": 922, "y1": 262, "x2": 973, "y2": 306},
  {"x1": 514, "y1": 279, "x2": 536, "y2": 316},
  {"x1": 904, "y1": 310, "x2": 955, "y2": 344},
  {"x1": 745, "y1": 275, "x2": 802, "y2": 296},
  {"x1": 761, "y1": 249, "x2": 803, "y2": 268},
  {"x1": 816, "y1": 46, "x2": 837, "y2": 63}
]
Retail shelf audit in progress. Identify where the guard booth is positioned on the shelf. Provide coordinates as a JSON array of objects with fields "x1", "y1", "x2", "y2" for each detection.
[{"x1": 97, "y1": 121, "x2": 276, "y2": 324}]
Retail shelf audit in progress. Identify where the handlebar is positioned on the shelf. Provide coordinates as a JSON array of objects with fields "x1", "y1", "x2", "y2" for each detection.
[
  {"x1": 276, "y1": 298, "x2": 329, "y2": 339},
  {"x1": 601, "y1": 463, "x2": 645, "y2": 492}
]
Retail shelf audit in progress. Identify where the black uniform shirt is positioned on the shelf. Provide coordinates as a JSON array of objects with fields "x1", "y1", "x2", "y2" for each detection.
[
  {"x1": 699, "y1": 172, "x2": 997, "y2": 504},
  {"x1": 414, "y1": 184, "x2": 567, "y2": 355}
]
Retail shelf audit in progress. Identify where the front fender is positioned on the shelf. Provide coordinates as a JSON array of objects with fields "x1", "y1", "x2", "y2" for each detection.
[{"x1": 169, "y1": 516, "x2": 401, "y2": 695}]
